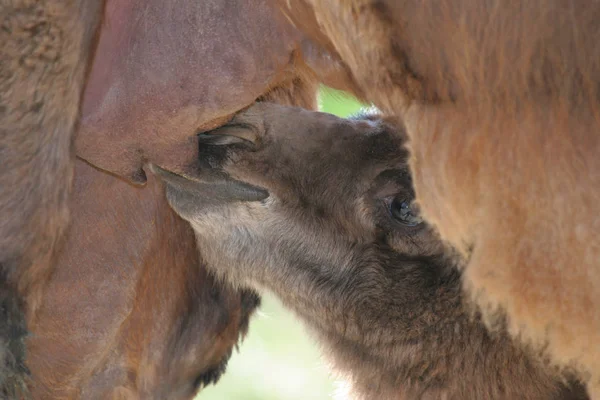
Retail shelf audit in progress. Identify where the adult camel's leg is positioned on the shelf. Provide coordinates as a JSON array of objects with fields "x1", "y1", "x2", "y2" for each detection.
[{"x1": 0, "y1": 0, "x2": 103, "y2": 394}]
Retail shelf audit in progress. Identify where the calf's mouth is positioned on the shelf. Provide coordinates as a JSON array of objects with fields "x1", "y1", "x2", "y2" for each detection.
[{"x1": 149, "y1": 129, "x2": 268, "y2": 218}]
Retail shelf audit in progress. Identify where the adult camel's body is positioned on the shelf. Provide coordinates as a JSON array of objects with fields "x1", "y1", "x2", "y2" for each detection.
[{"x1": 274, "y1": 0, "x2": 600, "y2": 394}]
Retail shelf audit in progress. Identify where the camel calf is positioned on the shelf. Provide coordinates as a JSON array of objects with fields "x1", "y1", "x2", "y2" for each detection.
[
  {"x1": 154, "y1": 103, "x2": 587, "y2": 400},
  {"x1": 271, "y1": 1, "x2": 600, "y2": 393}
]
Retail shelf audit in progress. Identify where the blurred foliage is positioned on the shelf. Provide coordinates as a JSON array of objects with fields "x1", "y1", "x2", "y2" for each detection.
[
  {"x1": 198, "y1": 86, "x2": 365, "y2": 400},
  {"x1": 318, "y1": 86, "x2": 365, "y2": 117}
]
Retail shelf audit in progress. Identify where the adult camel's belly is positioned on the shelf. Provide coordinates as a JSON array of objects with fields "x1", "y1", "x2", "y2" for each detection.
[{"x1": 77, "y1": 0, "x2": 323, "y2": 183}]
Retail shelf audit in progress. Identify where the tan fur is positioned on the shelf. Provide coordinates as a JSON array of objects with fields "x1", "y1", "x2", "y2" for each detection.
[
  {"x1": 273, "y1": 0, "x2": 600, "y2": 392},
  {"x1": 0, "y1": 0, "x2": 102, "y2": 393},
  {"x1": 158, "y1": 103, "x2": 588, "y2": 400}
]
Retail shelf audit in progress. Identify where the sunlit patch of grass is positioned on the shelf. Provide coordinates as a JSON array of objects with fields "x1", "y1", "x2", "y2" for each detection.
[{"x1": 197, "y1": 87, "x2": 365, "y2": 400}]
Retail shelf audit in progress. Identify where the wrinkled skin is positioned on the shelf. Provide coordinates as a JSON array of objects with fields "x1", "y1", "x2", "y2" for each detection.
[
  {"x1": 155, "y1": 103, "x2": 589, "y2": 400},
  {"x1": 271, "y1": 0, "x2": 600, "y2": 394}
]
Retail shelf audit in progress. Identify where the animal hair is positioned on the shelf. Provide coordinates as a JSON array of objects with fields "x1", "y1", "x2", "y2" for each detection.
[
  {"x1": 0, "y1": 0, "x2": 328, "y2": 394},
  {"x1": 273, "y1": 1, "x2": 600, "y2": 394},
  {"x1": 159, "y1": 103, "x2": 588, "y2": 400},
  {"x1": 23, "y1": 75, "x2": 319, "y2": 399},
  {"x1": 0, "y1": 0, "x2": 103, "y2": 394}
]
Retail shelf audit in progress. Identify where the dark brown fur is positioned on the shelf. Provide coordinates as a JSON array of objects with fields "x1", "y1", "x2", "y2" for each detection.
[
  {"x1": 156, "y1": 103, "x2": 588, "y2": 400},
  {"x1": 272, "y1": 1, "x2": 600, "y2": 394},
  {"x1": 0, "y1": 0, "x2": 102, "y2": 394}
]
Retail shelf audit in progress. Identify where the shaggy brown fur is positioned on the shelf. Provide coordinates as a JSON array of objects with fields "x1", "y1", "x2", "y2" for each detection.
[
  {"x1": 0, "y1": 0, "x2": 102, "y2": 395},
  {"x1": 273, "y1": 0, "x2": 600, "y2": 394},
  {"x1": 155, "y1": 103, "x2": 589, "y2": 400}
]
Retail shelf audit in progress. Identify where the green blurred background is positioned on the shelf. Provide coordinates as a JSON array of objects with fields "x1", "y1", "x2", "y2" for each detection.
[{"x1": 199, "y1": 87, "x2": 364, "y2": 400}]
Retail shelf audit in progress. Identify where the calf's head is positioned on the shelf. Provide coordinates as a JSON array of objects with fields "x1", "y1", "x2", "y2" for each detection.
[
  {"x1": 154, "y1": 102, "x2": 445, "y2": 290},
  {"x1": 154, "y1": 103, "x2": 587, "y2": 399}
]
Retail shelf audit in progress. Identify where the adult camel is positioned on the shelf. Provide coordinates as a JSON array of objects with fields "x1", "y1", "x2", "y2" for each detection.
[{"x1": 157, "y1": 102, "x2": 589, "y2": 400}]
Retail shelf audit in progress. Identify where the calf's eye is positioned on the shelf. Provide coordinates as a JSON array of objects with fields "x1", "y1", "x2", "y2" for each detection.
[{"x1": 390, "y1": 197, "x2": 423, "y2": 226}]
